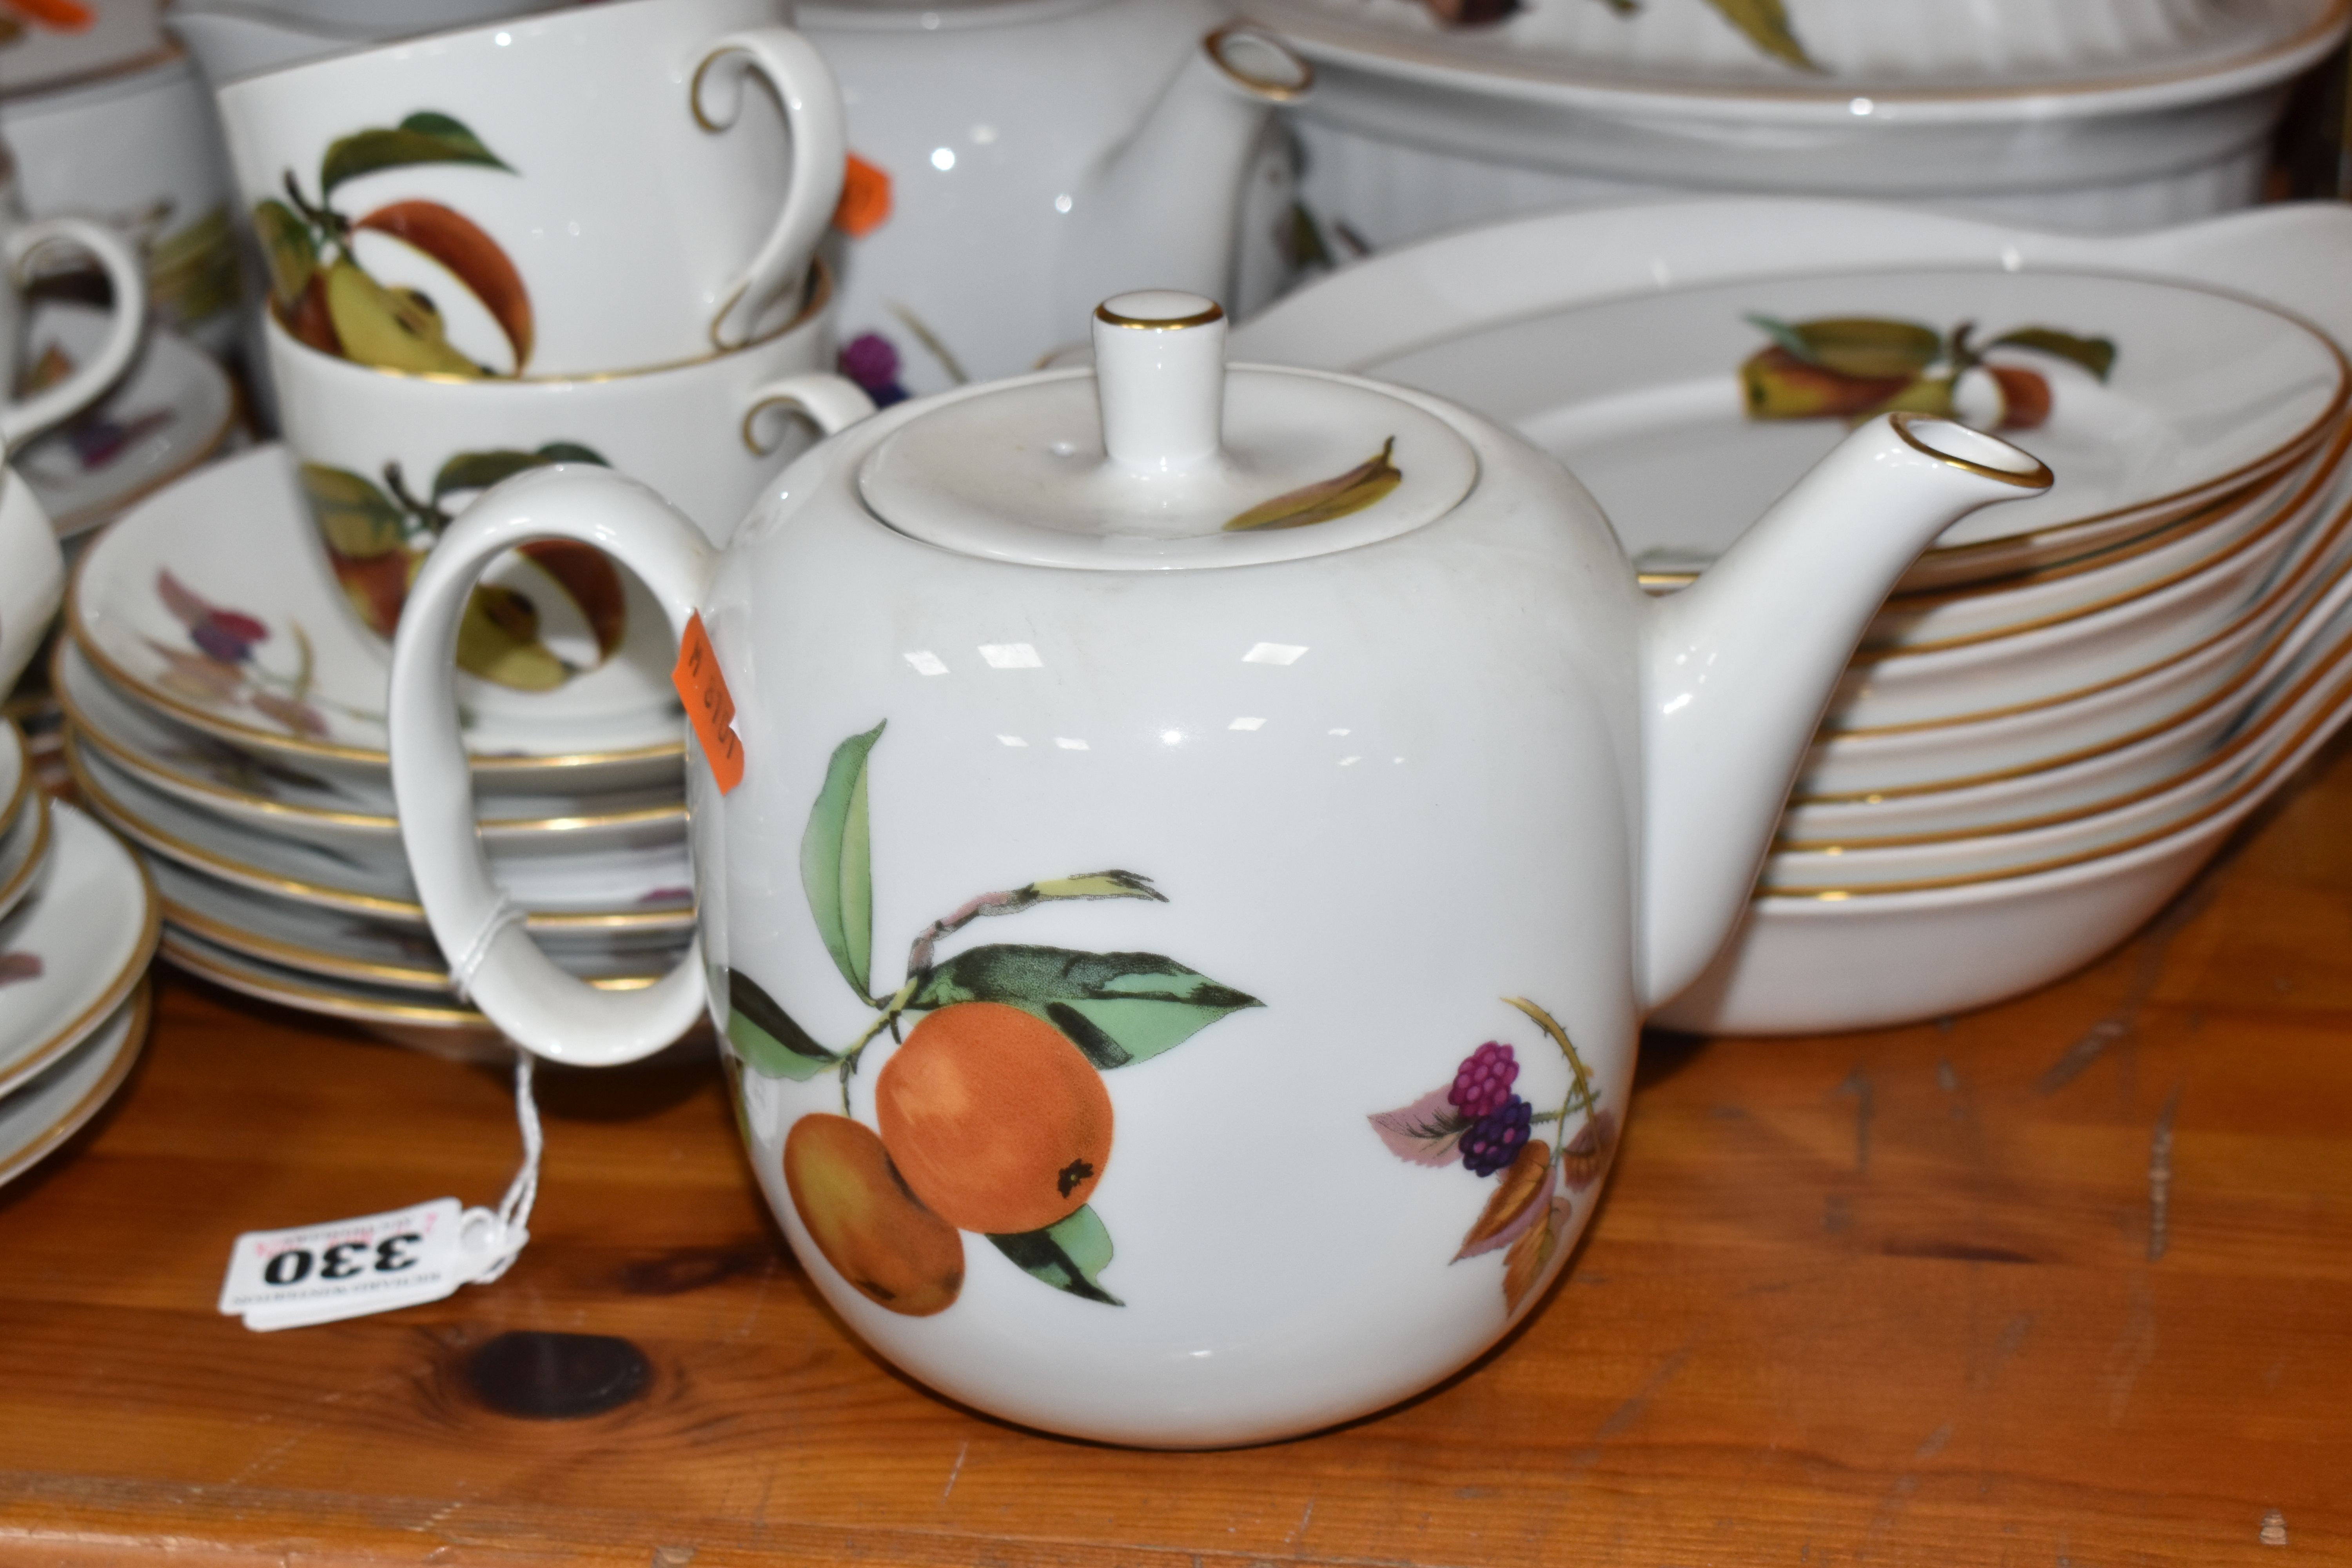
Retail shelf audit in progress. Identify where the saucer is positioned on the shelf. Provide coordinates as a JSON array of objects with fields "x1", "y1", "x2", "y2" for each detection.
[
  {"x1": 159, "y1": 924, "x2": 514, "y2": 1062},
  {"x1": 13, "y1": 305, "x2": 238, "y2": 540},
  {"x1": 57, "y1": 639, "x2": 687, "y2": 858},
  {"x1": 0, "y1": 791, "x2": 51, "y2": 929},
  {"x1": 67, "y1": 443, "x2": 687, "y2": 793},
  {"x1": 0, "y1": 980, "x2": 150, "y2": 1192},
  {"x1": 151, "y1": 853, "x2": 690, "y2": 995},
  {"x1": 70, "y1": 734, "x2": 695, "y2": 935},
  {"x1": 0, "y1": 800, "x2": 160, "y2": 1101}
]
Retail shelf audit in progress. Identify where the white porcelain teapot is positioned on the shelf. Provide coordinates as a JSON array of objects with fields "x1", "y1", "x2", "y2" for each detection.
[
  {"x1": 797, "y1": 1, "x2": 1313, "y2": 394},
  {"x1": 386, "y1": 290, "x2": 2050, "y2": 1448}
]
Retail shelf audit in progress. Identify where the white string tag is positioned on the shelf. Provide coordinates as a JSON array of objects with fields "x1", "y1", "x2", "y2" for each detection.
[{"x1": 220, "y1": 1052, "x2": 544, "y2": 1332}]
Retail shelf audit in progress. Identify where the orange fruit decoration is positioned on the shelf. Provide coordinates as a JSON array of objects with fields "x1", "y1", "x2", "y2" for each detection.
[
  {"x1": 876, "y1": 1002, "x2": 1114, "y2": 1235},
  {"x1": 784, "y1": 1113, "x2": 964, "y2": 1316}
]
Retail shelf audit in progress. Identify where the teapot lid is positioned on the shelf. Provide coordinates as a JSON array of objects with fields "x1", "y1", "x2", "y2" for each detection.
[{"x1": 856, "y1": 291, "x2": 1479, "y2": 570}]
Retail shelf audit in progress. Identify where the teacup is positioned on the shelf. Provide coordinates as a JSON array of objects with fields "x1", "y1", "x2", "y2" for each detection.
[
  {"x1": 0, "y1": 466, "x2": 63, "y2": 693},
  {"x1": 265, "y1": 263, "x2": 871, "y2": 723},
  {"x1": 0, "y1": 49, "x2": 246, "y2": 357},
  {"x1": 0, "y1": 155, "x2": 151, "y2": 455},
  {"x1": 213, "y1": 0, "x2": 843, "y2": 377}
]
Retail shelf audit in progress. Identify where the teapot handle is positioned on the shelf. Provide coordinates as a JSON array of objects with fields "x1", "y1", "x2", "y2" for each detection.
[
  {"x1": 387, "y1": 467, "x2": 717, "y2": 1067},
  {"x1": 691, "y1": 26, "x2": 846, "y2": 352},
  {"x1": 2, "y1": 218, "x2": 148, "y2": 455}
]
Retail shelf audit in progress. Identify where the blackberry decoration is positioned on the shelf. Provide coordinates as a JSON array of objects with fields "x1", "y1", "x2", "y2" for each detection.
[
  {"x1": 1448, "y1": 1041, "x2": 1519, "y2": 1121},
  {"x1": 1460, "y1": 1094, "x2": 1532, "y2": 1177}
]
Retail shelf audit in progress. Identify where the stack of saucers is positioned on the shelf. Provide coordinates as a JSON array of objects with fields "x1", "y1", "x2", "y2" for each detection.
[
  {"x1": 0, "y1": 709, "x2": 160, "y2": 1189},
  {"x1": 58, "y1": 445, "x2": 694, "y2": 1059},
  {"x1": 1236, "y1": 203, "x2": 2352, "y2": 1033}
]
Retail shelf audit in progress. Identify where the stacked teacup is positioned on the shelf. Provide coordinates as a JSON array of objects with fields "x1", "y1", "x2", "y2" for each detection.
[
  {"x1": 58, "y1": 0, "x2": 866, "y2": 1055},
  {"x1": 0, "y1": 471, "x2": 160, "y2": 1190}
]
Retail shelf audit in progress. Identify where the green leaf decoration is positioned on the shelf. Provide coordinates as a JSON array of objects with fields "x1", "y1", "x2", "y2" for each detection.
[
  {"x1": 724, "y1": 967, "x2": 840, "y2": 1081},
  {"x1": 299, "y1": 463, "x2": 407, "y2": 558},
  {"x1": 430, "y1": 443, "x2": 610, "y2": 503},
  {"x1": 911, "y1": 945, "x2": 1261, "y2": 1069},
  {"x1": 1987, "y1": 327, "x2": 2118, "y2": 383},
  {"x1": 1224, "y1": 438, "x2": 1402, "y2": 532},
  {"x1": 1701, "y1": 0, "x2": 1818, "y2": 71},
  {"x1": 989, "y1": 1205, "x2": 1120, "y2": 1305},
  {"x1": 1025, "y1": 871, "x2": 1164, "y2": 903},
  {"x1": 1748, "y1": 314, "x2": 1943, "y2": 379},
  {"x1": 252, "y1": 198, "x2": 317, "y2": 312},
  {"x1": 321, "y1": 110, "x2": 514, "y2": 194},
  {"x1": 801, "y1": 723, "x2": 885, "y2": 1001}
]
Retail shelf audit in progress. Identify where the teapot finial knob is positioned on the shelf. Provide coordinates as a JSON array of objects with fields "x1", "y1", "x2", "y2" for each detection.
[{"x1": 1093, "y1": 291, "x2": 1226, "y2": 476}]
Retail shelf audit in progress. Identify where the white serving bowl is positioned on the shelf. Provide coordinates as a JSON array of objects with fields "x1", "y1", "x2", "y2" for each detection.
[
  {"x1": 1655, "y1": 684, "x2": 2352, "y2": 1034},
  {"x1": 1249, "y1": 0, "x2": 2348, "y2": 243}
]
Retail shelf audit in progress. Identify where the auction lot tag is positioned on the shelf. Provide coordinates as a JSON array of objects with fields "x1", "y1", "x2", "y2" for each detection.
[
  {"x1": 672, "y1": 611, "x2": 744, "y2": 793},
  {"x1": 220, "y1": 1199, "x2": 501, "y2": 1332}
]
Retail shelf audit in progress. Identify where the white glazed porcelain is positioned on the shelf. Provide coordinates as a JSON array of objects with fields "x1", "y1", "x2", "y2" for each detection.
[
  {"x1": 149, "y1": 853, "x2": 686, "y2": 995},
  {"x1": 263, "y1": 280, "x2": 862, "y2": 724},
  {"x1": 170, "y1": 0, "x2": 569, "y2": 83},
  {"x1": 1656, "y1": 674, "x2": 2352, "y2": 1035},
  {"x1": 0, "y1": 790, "x2": 49, "y2": 929},
  {"x1": 800, "y1": 2, "x2": 1312, "y2": 393},
  {"x1": 0, "y1": 801, "x2": 159, "y2": 1102},
  {"x1": 69, "y1": 733, "x2": 694, "y2": 935},
  {"x1": 0, "y1": 981, "x2": 149, "y2": 1194},
  {"x1": 382, "y1": 289, "x2": 2050, "y2": 1446},
  {"x1": 0, "y1": 49, "x2": 245, "y2": 354},
  {"x1": 0, "y1": 169, "x2": 147, "y2": 456},
  {"x1": 1361, "y1": 267, "x2": 2348, "y2": 601},
  {"x1": 1251, "y1": 0, "x2": 2347, "y2": 244},
  {"x1": 0, "y1": 464, "x2": 62, "y2": 695},
  {"x1": 158, "y1": 923, "x2": 510, "y2": 1060},
  {"x1": 214, "y1": 0, "x2": 844, "y2": 375},
  {"x1": 15, "y1": 305, "x2": 240, "y2": 541},
  {"x1": 0, "y1": 721, "x2": 24, "y2": 842},
  {"x1": 55, "y1": 638, "x2": 685, "y2": 858},
  {"x1": 0, "y1": 0, "x2": 167, "y2": 97},
  {"x1": 68, "y1": 443, "x2": 688, "y2": 792}
]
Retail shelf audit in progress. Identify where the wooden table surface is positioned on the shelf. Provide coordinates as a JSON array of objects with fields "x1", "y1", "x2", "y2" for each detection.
[{"x1": 2, "y1": 741, "x2": 2349, "y2": 1568}]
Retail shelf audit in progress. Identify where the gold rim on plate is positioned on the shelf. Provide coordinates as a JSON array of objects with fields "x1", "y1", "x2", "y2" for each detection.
[
  {"x1": 67, "y1": 732, "x2": 695, "y2": 936},
  {"x1": 62, "y1": 552, "x2": 687, "y2": 777},
  {"x1": 46, "y1": 356, "x2": 243, "y2": 540},
  {"x1": 0, "y1": 808, "x2": 161, "y2": 1103},
  {"x1": 157, "y1": 926, "x2": 664, "y2": 1031},
  {"x1": 158, "y1": 886, "x2": 675, "y2": 996},
  {"x1": 0, "y1": 980, "x2": 151, "y2": 1193},
  {"x1": 53, "y1": 642, "x2": 686, "y2": 840},
  {"x1": 1766, "y1": 664, "x2": 2352, "y2": 901},
  {"x1": 1778, "y1": 610, "x2": 2352, "y2": 853}
]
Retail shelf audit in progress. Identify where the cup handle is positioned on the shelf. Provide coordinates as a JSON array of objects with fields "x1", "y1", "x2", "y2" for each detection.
[
  {"x1": 741, "y1": 370, "x2": 876, "y2": 455},
  {"x1": 693, "y1": 26, "x2": 846, "y2": 352},
  {"x1": 387, "y1": 466, "x2": 717, "y2": 1067},
  {"x1": 2, "y1": 217, "x2": 148, "y2": 454}
]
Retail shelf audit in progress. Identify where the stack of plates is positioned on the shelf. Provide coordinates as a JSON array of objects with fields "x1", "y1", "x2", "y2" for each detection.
[
  {"x1": 1234, "y1": 200, "x2": 2352, "y2": 1033},
  {"x1": 0, "y1": 717, "x2": 160, "y2": 1191},
  {"x1": 58, "y1": 442, "x2": 693, "y2": 1059}
]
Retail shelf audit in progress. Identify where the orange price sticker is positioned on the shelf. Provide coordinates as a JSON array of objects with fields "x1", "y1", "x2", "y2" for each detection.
[
  {"x1": 672, "y1": 612, "x2": 744, "y2": 794},
  {"x1": 833, "y1": 153, "x2": 893, "y2": 240}
]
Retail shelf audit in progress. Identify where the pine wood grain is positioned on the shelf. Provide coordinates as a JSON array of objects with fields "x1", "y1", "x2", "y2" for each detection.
[{"x1": 2, "y1": 742, "x2": 2349, "y2": 1567}]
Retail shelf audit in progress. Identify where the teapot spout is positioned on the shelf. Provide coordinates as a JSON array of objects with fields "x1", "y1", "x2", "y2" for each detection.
[
  {"x1": 1057, "y1": 25, "x2": 1311, "y2": 340},
  {"x1": 1637, "y1": 414, "x2": 2052, "y2": 1011}
]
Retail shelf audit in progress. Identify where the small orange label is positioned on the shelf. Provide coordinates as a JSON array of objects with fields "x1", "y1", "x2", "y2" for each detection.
[
  {"x1": 673, "y1": 613, "x2": 744, "y2": 794},
  {"x1": 833, "y1": 153, "x2": 893, "y2": 239}
]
